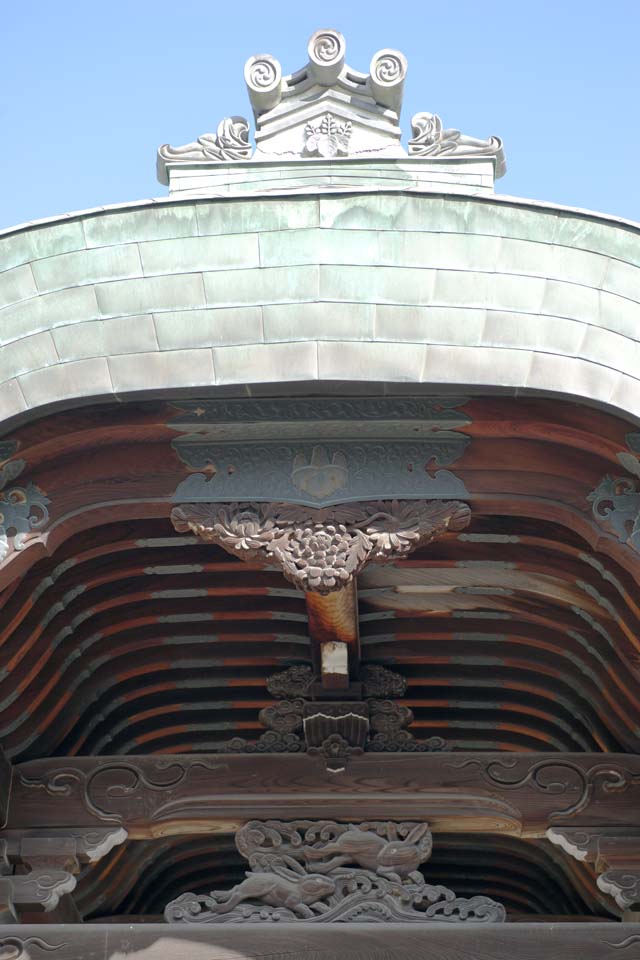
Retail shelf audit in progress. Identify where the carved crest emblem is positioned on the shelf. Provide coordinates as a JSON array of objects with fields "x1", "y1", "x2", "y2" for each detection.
[{"x1": 304, "y1": 114, "x2": 353, "y2": 158}]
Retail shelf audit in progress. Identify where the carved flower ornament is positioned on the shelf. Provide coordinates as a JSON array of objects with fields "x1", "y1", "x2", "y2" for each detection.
[{"x1": 171, "y1": 499, "x2": 471, "y2": 594}]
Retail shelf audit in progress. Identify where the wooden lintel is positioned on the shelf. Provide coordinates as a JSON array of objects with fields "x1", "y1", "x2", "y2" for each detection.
[
  {"x1": 0, "y1": 922, "x2": 638, "y2": 958},
  {"x1": 305, "y1": 581, "x2": 360, "y2": 687},
  {"x1": 7, "y1": 752, "x2": 640, "y2": 840}
]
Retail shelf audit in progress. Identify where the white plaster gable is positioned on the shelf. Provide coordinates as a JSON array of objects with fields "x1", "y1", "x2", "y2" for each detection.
[{"x1": 157, "y1": 29, "x2": 505, "y2": 191}]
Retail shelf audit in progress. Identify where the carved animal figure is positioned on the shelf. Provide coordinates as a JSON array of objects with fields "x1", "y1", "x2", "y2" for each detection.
[
  {"x1": 304, "y1": 823, "x2": 432, "y2": 880},
  {"x1": 210, "y1": 858, "x2": 335, "y2": 918}
]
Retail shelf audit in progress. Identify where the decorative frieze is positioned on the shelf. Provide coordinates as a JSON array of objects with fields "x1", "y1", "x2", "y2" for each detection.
[
  {"x1": 11, "y1": 753, "x2": 640, "y2": 836},
  {"x1": 171, "y1": 442, "x2": 469, "y2": 506},
  {"x1": 170, "y1": 499, "x2": 471, "y2": 594},
  {"x1": 164, "y1": 820, "x2": 506, "y2": 923}
]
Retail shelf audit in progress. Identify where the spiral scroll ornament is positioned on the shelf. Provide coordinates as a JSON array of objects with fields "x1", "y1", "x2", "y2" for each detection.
[
  {"x1": 371, "y1": 50, "x2": 407, "y2": 86},
  {"x1": 246, "y1": 56, "x2": 281, "y2": 91},
  {"x1": 308, "y1": 30, "x2": 345, "y2": 66}
]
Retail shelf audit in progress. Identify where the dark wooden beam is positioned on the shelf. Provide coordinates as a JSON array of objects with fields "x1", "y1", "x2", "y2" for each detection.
[
  {"x1": 8, "y1": 752, "x2": 640, "y2": 839},
  {"x1": 0, "y1": 747, "x2": 11, "y2": 829},
  {"x1": 0, "y1": 922, "x2": 639, "y2": 959},
  {"x1": 305, "y1": 582, "x2": 360, "y2": 689}
]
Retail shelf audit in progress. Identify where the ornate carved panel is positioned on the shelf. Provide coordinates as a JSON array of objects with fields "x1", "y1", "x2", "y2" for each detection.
[
  {"x1": 164, "y1": 820, "x2": 506, "y2": 923},
  {"x1": 171, "y1": 499, "x2": 471, "y2": 594}
]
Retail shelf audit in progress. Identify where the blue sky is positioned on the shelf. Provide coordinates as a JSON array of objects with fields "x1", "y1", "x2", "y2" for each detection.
[{"x1": 2, "y1": 0, "x2": 639, "y2": 229}]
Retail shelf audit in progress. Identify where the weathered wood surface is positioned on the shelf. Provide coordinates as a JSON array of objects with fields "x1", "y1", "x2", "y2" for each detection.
[
  {"x1": 0, "y1": 748, "x2": 11, "y2": 829},
  {"x1": 4, "y1": 395, "x2": 640, "y2": 762},
  {"x1": 0, "y1": 923, "x2": 638, "y2": 960},
  {"x1": 9, "y1": 752, "x2": 640, "y2": 839}
]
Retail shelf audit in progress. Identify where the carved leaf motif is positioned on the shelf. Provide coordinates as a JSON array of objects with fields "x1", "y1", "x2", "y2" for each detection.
[{"x1": 171, "y1": 499, "x2": 471, "y2": 594}]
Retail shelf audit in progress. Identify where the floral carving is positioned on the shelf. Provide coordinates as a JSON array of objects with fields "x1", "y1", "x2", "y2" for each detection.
[
  {"x1": 171, "y1": 499, "x2": 471, "y2": 595},
  {"x1": 164, "y1": 820, "x2": 505, "y2": 923}
]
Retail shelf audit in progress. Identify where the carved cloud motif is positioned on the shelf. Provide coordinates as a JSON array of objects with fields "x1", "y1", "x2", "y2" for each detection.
[{"x1": 164, "y1": 820, "x2": 506, "y2": 923}]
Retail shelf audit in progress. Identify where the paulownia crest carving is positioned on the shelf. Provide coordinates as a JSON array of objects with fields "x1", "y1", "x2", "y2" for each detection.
[
  {"x1": 304, "y1": 114, "x2": 352, "y2": 157},
  {"x1": 164, "y1": 820, "x2": 506, "y2": 923},
  {"x1": 170, "y1": 499, "x2": 471, "y2": 594}
]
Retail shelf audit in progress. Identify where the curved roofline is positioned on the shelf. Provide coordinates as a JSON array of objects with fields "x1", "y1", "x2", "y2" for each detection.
[
  {"x1": 2, "y1": 186, "x2": 639, "y2": 432},
  {"x1": 2, "y1": 184, "x2": 639, "y2": 242}
]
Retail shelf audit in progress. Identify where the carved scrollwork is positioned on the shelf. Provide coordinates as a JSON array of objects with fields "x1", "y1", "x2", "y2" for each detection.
[
  {"x1": 0, "y1": 938, "x2": 68, "y2": 958},
  {"x1": 17, "y1": 760, "x2": 223, "y2": 823},
  {"x1": 367, "y1": 700, "x2": 448, "y2": 753},
  {"x1": 598, "y1": 871, "x2": 640, "y2": 910},
  {"x1": 259, "y1": 699, "x2": 305, "y2": 734},
  {"x1": 454, "y1": 757, "x2": 640, "y2": 819},
  {"x1": 164, "y1": 819, "x2": 505, "y2": 923},
  {"x1": 225, "y1": 664, "x2": 449, "y2": 757},
  {"x1": 361, "y1": 664, "x2": 407, "y2": 699},
  {"x1": 308, "y1": 30, "x2": 345, "y2": 66},
  {"x1": 171, "y1": 499, "x2": 471, "y2": 595},
  {"x1": 408, "y1": 112, "x2": 504, "y2": 167},
  {"x1": 157, "y1": 117, "x2": 253, "y2": 183},
  {"x1": 266, "y1": 665, "x2": 315, "y2": 699}
]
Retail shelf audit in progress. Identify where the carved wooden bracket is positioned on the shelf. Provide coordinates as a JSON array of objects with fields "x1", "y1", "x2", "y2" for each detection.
[
  {"x1": 0, "y1": 828, "x2": 127, "y2": 923},
  {"x1": 221, "y1": 665, "x2": 448, "y2": 766},
  {"x1": 170, "y1": 499, "x2": 471, "y2": 594},
  {"x1": 548, "y1": 827, "x2": 640, "y2": 911},
  {"x1": 164, "y1": 820, "x2": 506, "y2": 923}
]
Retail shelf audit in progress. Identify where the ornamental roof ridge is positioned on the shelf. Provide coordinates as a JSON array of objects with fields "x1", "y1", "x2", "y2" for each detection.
[{"x1": 157, "y1": 28, "x2": 505, "y2": 187}]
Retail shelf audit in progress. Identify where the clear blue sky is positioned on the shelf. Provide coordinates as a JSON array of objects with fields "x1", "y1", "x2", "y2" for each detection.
[{"x1": 2, "y1": 0, "x2": 639, "y2": 229}]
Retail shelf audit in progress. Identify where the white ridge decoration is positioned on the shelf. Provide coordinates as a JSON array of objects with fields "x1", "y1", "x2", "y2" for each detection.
[{"x1": 156, "y1": 28, "x2": 506, "y2": 185}]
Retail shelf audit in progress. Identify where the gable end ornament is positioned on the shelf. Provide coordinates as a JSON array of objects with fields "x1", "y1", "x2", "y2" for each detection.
[{"x1": 157, "y1": 28, "x2": 505, "y2": 179}]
